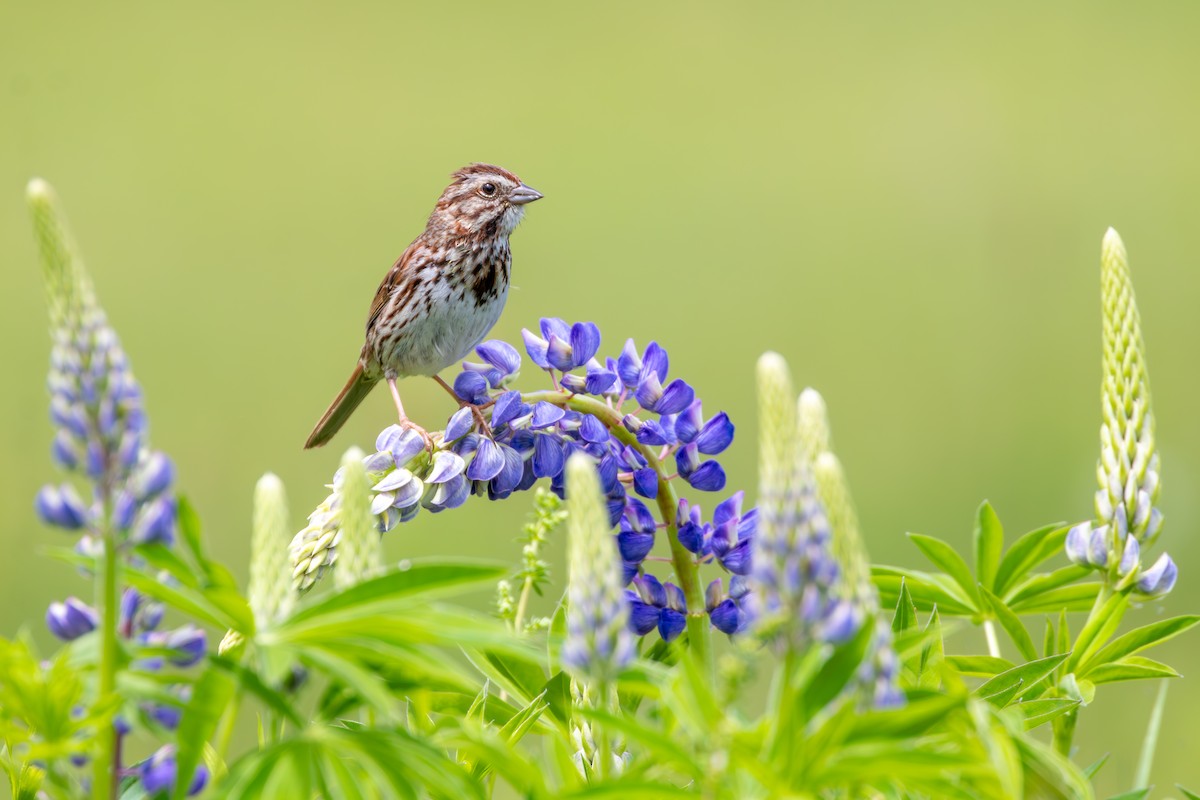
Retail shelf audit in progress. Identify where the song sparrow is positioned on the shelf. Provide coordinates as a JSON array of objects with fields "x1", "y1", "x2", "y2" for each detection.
[{"x1": 304, "y1": 164, "x2": 543, "y2": 449}]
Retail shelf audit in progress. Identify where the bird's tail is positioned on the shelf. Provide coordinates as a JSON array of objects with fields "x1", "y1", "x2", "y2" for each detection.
[{"x1": 304, "y1": 364, "x2": 378, "y2": 449}]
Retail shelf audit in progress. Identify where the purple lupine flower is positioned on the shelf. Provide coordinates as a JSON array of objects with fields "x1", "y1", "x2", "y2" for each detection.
[
  {"x1": 138, "y1": 746, "x2": 208, "y2": 797},
  {"x1": 46, "y1": 597, "x2": 98, "y2": 641}
]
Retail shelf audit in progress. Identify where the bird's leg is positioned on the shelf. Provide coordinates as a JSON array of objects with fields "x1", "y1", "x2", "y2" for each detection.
[
  {"x1": 432, "y1": 375, "x2": 493, "y2": 435},
  {"x1": 387, "y1": 377, "x2": 433, "y2": 450}
]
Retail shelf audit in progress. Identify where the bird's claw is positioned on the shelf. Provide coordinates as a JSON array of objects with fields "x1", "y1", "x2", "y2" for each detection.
[{"x1": 399, "y1": 417, "x2": 434, "y2": 451}]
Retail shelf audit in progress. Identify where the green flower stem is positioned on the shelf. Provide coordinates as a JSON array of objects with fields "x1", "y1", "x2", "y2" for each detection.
[
  {"x1": 214, "y1": 690, "x2": 243, "y2": 773},
  {"x1": 93, "y1": 502, "x2": 119, "y2": 800},
  {"x1": 524, "y1": 390, "x2": 713, "y2": 676},
  {"x1": 982, "y1": 620, "x2": 1001, "y2": 659}
]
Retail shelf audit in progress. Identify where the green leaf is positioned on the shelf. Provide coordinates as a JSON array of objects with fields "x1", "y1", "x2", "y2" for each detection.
[
  {"x1": 541, "y1": 670, "x2": 572, "y2": 727},
  {"x1": 208, "y1": 655, "x2": 302, "y2": 726},
  {"x1": 1081, "y1": 615, "x2": 1200, "y2": 676},
  {"x1": 1008, "y1": 582, "x2": 1102, "y2": 614},
  {"x1": 1087, "y1": 656, "x2": 1180, "y2": 684},
  {"x1": 973, "y1": 501, "x2": 1004, "y2": 593},
  {"x1": 1008, "y1": 697, "x2": 1079, "y2": 730},
  {"x1": 892, "y1": 578, "x2": 918, "y2": 634},
  {"x1": 976, "y1": 654, "x2": 1069, "y2": 708},
  {"x1": 994, "y1": 523, "x2": 1068, "y2": 597},
  {"x1": 172, "y1": 667, "x2": 235, "y2": 800},
  {"x1": 123, "y1": 569, "x2": 245, "y2": 632},
  {"x1": 286, "y1": 560, "x2": 508, "y2": 625},
  {"x1": 801, "y1": 619, "x2": 874, "y2": 715},
  {"x1": 873, "y1": 568, "x2": 975, "y2": 615},
  {"x1": 945, "y1": 655, "x2": 1015, "y2": 676},
  {"x1": 980, "y1": 587, "x2": 1038, "y2": 662},
  {"x1": 1105, "y1": 790, "x2": 1151, "y2": 800},
  {"x1": 1006, "y1": 564, "x2": 1095, "y2": 605},
  {"x1": 907, "y1": 533, "x2": 981, "y2": 608},
  {"x1": 918, "y1": 607, "x2": 944, "y2": 690},
  {"x1": 1066, "y1": 591, "x2": 1130, "y2": 674},
  {"x1": 1175, "y1": 785, "x2": 1200, "y2": 800},
  {"x1": 1083, "y1": 753, "x2": 1110, "y2": 779}
]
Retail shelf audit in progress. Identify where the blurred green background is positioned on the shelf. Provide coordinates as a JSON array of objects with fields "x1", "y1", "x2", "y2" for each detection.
[{"x1": 3, "y1": 1, "x2": 1198, "y2": 794}]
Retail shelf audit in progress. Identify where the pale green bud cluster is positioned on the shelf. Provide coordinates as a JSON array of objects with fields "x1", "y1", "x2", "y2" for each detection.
[
  {"x1": 248, "y1": 473, "x2": 296, "y2": 626},
  {"x1": 568, "y1": 680, "x2": 629, "y2": 779},
  {"x1": 332, "y1": 449, "x2": 384, "y2": 591}
]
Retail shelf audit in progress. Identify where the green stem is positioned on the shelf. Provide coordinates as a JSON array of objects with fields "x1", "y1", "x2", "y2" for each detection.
[
  {"x1": 982, "y1": 620, "x2": 1001, "y2": 659},
  {"x1": 526, "y1": 391, "x2": 713, "y2": 676},
  {"x1": 1052, "y1": 708, "x2": 1078, "y2": 757},
  {"x1": 92, "y1": 505, "x2": 119, "y2": 800},
  {"x1": 513, "y1": 575, "x2": 535, "y2": 633}
]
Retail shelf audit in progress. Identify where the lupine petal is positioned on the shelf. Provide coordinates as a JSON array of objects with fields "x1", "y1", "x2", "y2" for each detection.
[
  {"x1": 632, "y1": 468, "x2": 658, "y2": 499},
  {"x1": 658, "y1": 608, "x2": 686, "y2": 641},
  {"x1": 714, "y1": 492, "x2": 744, "y2": 528},
  {"x1": 624, "y1": 498, "x2": 657, "y2": 533},
  {"x1": 675, "y1": 443, "x2": 699, "y2": 480},
  {"x1": 540, "y1": 317, "x2": 571, "y2": 341},
  {"x1": 373, "y1": 468, "x2": 416, "y2": 492},
  {"x1": 1137, "y1": 553, "x2": 1177, "y2": 595},
  {"x1": 559, "y1": 373, "x2": 587, "y2": 393},
  {"x1": 626, "y1": 592, "x2": 659, "y2": 635},
  {"x1": 636, "y1": 420, "x2": 669, "y2": 446},
  {"x1": 427, "y1": 452, "x2": 466, "y2": 484},
  {"x1": 655, "y1": 380, "x2": 695, "y2": 416},
  {"x1": 617, "y1": 339, "x2": 642, "y2": 387},
  {"x1": 584, "y1": 366, "x2": 618, "y2": 395},
  {"x1": 696, "y1": 412, "x2": 735, "y2": 455},
  {"x1": 490, "y1": 443, "x2": 524, "y2": 494},
  {"x1": 532, "y1": 434, "x2": 566, "y2": 479},
  {"x1": 675, "y1": 400, "x2": 704, "y2": 443},
  {"x1": 531, "y1": 402, "x2": 565, "y2": 429},
  {"x1": 633, "y1": 574, "x2": 667, "y2": 607},
  {"x1": 718, "y1": 537, "x2": 753, "y2": 575},
  {"x1": 1065, "y1": 522, "x2": 1090, "y2": 565},
  {"x1": 677, "y1": 519, "x2": 708, "y2": 554},
  {"x1": 445, "y1": 407, "x2": 474, "y2": 441},
  {"x1": 391, "y1": 476, "x2": 425, "y2": 509},
  {"x1": 489, "y1": 391, "x2": 523, "y2": 429},
  {"x1": 521, "y1": 329, "x2": 550, "y2": 368},
  {"x1": 634, "y1": 373, "x2": 663, "y2": 411},
  {"x1": 579, "y1": 414, "x2": 609, "y2": 444},
  {"x1": 371, "y1": 491, "x2": 396, "y2": 515},
  {"x1": 453, "y1": 372, "x2": 489, "y2": 404},
  {"x1": 710, "y1": 599, "x2": 741, "y2": 635},
  {"x1": 686, "y1": 461, "x2": 726, "y2": 492},
  {"x1": 36, "y1": 484, "x2": 88, "y2": 530},
  {"x1": 642, "y1": 342, "x2": 669, "y2": 381},
  {"x1": 570, "y1": 322, "x2": 601, "y2": 365},
  {"x1": 664, "y1": 583, "x2": 687, "y2": 612},
  {"x1": 476, "y1": 340, "x2": 521, "y2": 375},
  {"x1": 545, "y1": 334, "x2": 575, "y2": 371},
  {"x1": 466, "y1": 439, "x2": 505, "y2": 481},
  {"x1": 617, "y1": 531, "x2": 654, "y2": 563}
]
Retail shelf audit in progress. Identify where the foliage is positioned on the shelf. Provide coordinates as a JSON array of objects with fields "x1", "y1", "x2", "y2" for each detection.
[{"x1": 8, "y1": 184, "x2": 1195, "y2": 799}]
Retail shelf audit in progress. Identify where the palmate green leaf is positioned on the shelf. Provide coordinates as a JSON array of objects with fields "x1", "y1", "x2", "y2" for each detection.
[
  {"x1": 994, "y1": 524, "x2": 1069, "y2": 598},
  {"x1": 1080, "y1": 615, "x2": 1200, "y2": 676},
  {"x1": 980, "y1": 587, "x2": 1038, "y2": 662},
  {"x1": 873, "y1": 568, "x2": 975, "y2": 616},
  {"x1": 172, "y1": 665, "x2": 235, "y2": 800},
  {"x1": 1087, "y1": 656, "x2": 1179, "y2": 684},
  {"x1": 976, "y1": 654, "x2": 1069, "y2": 708},
  {"x1": 974, "y1": 502, "x2": 1004, "y2": 593},
  {"x1": 907, "y1": 533, "x2": 981, "y2": 609}
]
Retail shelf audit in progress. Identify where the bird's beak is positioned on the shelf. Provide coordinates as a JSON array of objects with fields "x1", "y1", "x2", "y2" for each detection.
[{"x1": 510, "y1": 184, "x2": 544, "y2": 205}]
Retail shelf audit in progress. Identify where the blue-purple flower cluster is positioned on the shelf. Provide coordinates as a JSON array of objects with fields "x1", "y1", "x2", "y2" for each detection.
[
  {"x1": 31, "y1": 195, "x2": 207, "y2": 797},
  {"x1": 293, "y1": 318, "x2": 754, "y2": 641}
]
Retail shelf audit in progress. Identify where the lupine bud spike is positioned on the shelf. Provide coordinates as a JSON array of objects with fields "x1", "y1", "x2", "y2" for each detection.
[
  {"x1": 334, "y1": 448, "x2": 383, "y2": 591},
  {"x1": 248, "y1": 473, "x2": 295, "y2": 627}
]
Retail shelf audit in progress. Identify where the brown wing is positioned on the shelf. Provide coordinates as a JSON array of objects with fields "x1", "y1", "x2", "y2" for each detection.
[{"x1": 365, "y1": 240, "x2": 421, "y2": 335}]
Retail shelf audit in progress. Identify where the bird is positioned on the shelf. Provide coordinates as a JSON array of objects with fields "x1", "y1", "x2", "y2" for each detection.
[{"x1": 304, "y1": 163, "x2": 543, "y2": 450}]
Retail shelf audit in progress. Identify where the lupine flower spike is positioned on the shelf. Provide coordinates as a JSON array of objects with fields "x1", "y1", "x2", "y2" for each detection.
[
  {"x1": 333, "y1": 448, "x2": 385, "y2": 590},
  {"x1": 1064, "y1": 229, "x2": 1176, "y2": 596},
  {"x1": 798, "y1": 387, "x2": 902, "y2": 708},
  {"x1": 562, "y1": 454, "x2": 634, "y2": 683},
  {"x1": 289, "y1": 319, "x2": 749, "y2": 648}
]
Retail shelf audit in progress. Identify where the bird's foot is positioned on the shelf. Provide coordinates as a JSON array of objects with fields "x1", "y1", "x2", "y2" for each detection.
[
  {"x1": 398, "y1": 417, "x2": 434, "y2": 451},
  {"x1": 459, "y1": 401, "x2": 494, "y2": 438}
]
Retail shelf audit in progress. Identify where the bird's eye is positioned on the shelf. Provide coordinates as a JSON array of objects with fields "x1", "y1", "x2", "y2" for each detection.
[{"x1": 479, "y1": 182, "x2": 498, "y2": 197}]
